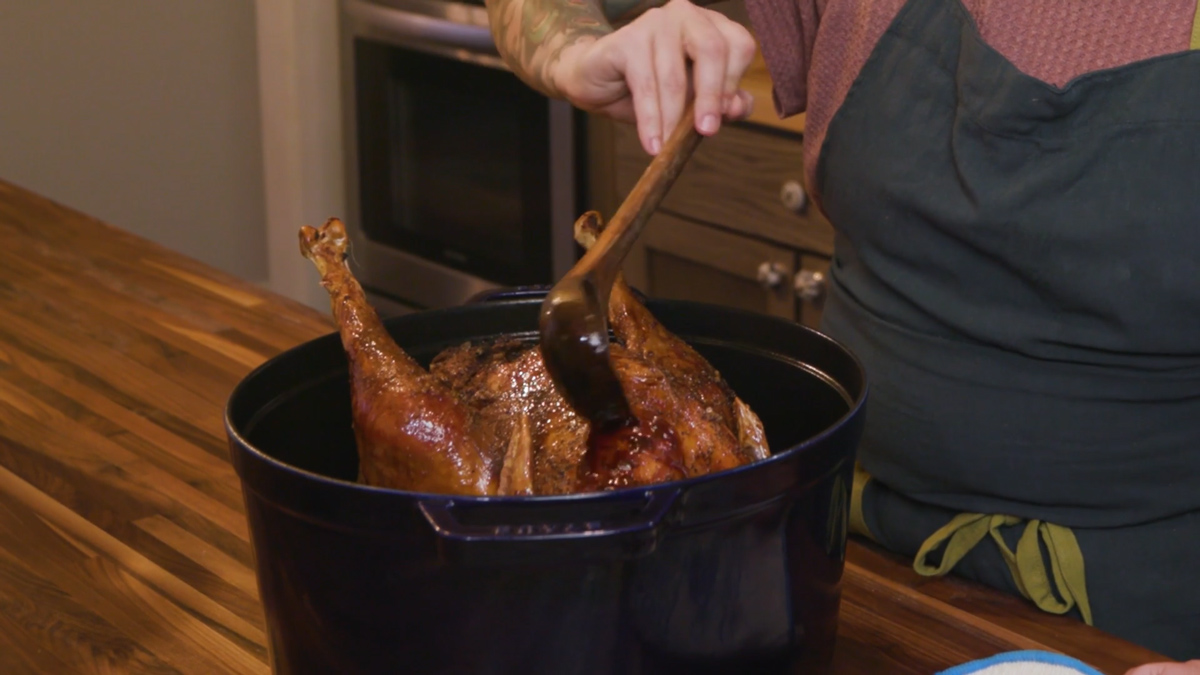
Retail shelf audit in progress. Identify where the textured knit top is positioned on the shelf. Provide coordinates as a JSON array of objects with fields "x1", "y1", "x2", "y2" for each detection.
[{"x1": 741, "y1": 0, "x2": 1200, "y2": 192}]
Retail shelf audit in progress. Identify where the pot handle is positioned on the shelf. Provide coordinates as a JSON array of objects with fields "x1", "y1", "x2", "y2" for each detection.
[{"x1": 417, "y1": 488, "x2": 680, "y2": 564}]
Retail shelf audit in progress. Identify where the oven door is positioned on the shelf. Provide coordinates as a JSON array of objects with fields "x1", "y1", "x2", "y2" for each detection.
[{"x1": 341, "y1": 0, "x2": 580, "y2": 312}]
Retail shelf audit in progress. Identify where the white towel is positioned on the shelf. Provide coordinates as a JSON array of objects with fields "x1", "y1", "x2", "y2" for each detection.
[{"x1": 938, "y1": 651, "x2": 1106, "y2": 675}]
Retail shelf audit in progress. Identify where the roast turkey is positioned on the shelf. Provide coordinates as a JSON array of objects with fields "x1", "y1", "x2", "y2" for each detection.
[{"x1": 299, "y1": 213, "x2": 768, "y2": 496}]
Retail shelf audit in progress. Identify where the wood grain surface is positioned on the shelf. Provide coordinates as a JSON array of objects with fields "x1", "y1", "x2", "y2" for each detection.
[{"x1": 0, "y1": 178, "x2": 1165, "y2": 674}]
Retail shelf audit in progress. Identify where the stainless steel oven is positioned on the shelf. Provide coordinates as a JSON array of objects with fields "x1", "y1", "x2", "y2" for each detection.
[{"x1": 340, "y1": 0, "x2": 585, "y2": 314}]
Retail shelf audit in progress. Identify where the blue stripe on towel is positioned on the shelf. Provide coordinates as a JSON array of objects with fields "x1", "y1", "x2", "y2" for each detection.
[{"x1": 937, "y1": 650, "x2": 1107, "y2": 675}]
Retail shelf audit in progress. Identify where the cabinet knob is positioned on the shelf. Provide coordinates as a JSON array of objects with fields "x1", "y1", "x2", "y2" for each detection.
[
  {"x1": 794, "y1": 269, "x2": 827, "y2": 303},
  {"x1": 780, "y1": 180, "x2": 808, "y2": 213},
  {"x1": 756, "y1": 261, "x2": 787, "y2": 291}
]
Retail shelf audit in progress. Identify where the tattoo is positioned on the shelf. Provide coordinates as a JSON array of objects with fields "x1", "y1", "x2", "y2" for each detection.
[{"x1": 486, "y1": 0, "x2": 613, "y2": 97}]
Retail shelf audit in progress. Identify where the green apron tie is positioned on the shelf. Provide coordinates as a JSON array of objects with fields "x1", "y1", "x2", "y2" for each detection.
[
  {"x1": 1192, "y1": 0, "x2": 1200, "y2": 50},
  {"x1": 913, "y1": 513, "x2": 1092, "y2": 625},
  {"x1": 850, "y1": 471, "x2": 1093, "y2": 626},
  {"x1": 849, "y1": 463, "x2": 874, "y2": 542}
]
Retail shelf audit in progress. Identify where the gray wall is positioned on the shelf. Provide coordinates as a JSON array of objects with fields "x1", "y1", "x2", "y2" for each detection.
[{"x1": 0, "y1": 0, "x2": 267, "y2": 282}]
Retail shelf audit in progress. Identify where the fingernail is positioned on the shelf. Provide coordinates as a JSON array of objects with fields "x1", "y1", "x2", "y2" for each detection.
[
  {"x1": 700, "y1": 114, "x2": 719, "y2": 134},
  {"x1": 649, "y1": 137, "x2": 662, "y2": 155}
]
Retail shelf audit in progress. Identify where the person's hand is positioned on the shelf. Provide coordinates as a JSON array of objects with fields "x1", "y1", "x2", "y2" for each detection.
[
  {"x1": 549, "y1": 0, "x2": 756, "y2": 154},
  {"x1": 1125, "y1": 660, "x2": 1200, "y2": 675}
]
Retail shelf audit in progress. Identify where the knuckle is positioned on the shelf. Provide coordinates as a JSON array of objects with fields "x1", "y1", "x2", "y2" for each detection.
[
  {"x1": 655, "y1": 60, "x2": 686, "y2": 87},
  {"x1": 559, "y1": 78, "x2": 582, "y2": 101},
  {"x1": 693, "y1": 34, "x2": 727, "y2": 60},
  {"x1": 659, "y1": 72, "x2": 688, "y2": 97},
  {"x1": 628, "y1": 75, "x2": 657, "y2": 103},
  {"x1": 733, "y1": 35, "x2": 756, "y2": 62},
  {"x1": 630, "y1": 76, "x2": 658, "y2": 101},
  {"x1": 667, "y1": 0, "x2": 697, "y2": 17}
]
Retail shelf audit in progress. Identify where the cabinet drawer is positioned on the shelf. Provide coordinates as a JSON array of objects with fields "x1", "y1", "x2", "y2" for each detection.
[
  {"x1": 614, "y1": 121, "x2": 834, "y2": 256},
  {"x1": 625, "y1": 212, "x2": 798, "y2": 321}
]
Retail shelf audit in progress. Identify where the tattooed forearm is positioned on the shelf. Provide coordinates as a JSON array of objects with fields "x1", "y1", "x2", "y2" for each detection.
[{"x1": 485, "y1": 0, "x2": 613, "y2": 97}]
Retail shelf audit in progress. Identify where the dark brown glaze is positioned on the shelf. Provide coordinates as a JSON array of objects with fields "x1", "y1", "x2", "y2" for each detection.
[
  {"x1": 578, "y1": 415, "x2": 685, "y2": 491},
  {"x1": 575, "y1": 343, "x2": 687, "y2": 490},
  {"x1": 607, "y1": 344, "x2": 744, "y2": 480},
  {"x1": 429, "y1": 338, "x2": 589, "y2": 496},
  {"x1": 429, "y1": 332, "x2": 746, "y2": 493},
  {"x1": 299, "y1": 219, "x2": 499, "y2": 495}
]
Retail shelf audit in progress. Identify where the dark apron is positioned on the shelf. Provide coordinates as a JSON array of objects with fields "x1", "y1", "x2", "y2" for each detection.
[{"x1": 814, "y1": 0, "x2": 1200, "y2": 659}]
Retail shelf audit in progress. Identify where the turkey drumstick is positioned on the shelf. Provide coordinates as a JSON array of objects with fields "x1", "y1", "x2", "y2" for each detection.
[{"x1": 299, "y1": 218, "x2": 501, "y2": 495}]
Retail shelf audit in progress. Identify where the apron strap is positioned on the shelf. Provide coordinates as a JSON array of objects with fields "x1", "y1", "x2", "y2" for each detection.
[
  {"x1": 849, "y1": 463, "x2": 874, "y2": 541},
  {"x1": 1192, "y1": 0, "x2": 1200, "y2": 50},
  {"x1": 850, "y1": 471, "x2": 1094, "y2": 625},
  {"x1": 914, "y1": 513, "x2": 1094, "y2": 625}
]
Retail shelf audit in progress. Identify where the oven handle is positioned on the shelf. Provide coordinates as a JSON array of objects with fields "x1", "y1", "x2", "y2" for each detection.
[{"x1": 345, "y1": 0, "x2": 499, "y2": 54}]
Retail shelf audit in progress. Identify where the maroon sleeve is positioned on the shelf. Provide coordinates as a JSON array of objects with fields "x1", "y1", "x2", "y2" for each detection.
[{"x1": 743, "y1": 0, "x2": 822, "y2": 117}]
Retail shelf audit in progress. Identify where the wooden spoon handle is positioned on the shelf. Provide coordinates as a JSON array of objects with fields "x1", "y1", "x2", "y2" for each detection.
[{"x1": 571, "y1": 102, "x2": 703, "y2": 288}]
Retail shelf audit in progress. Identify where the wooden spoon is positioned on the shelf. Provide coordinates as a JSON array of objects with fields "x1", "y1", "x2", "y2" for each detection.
[{"x1": 539, "y1": 102, "x2": 703, "y2": 431}]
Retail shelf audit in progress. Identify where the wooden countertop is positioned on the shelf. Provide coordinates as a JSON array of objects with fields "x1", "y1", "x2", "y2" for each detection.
[{"x1": 0, "y1": 178, "x2": 1164, "y2": 674}]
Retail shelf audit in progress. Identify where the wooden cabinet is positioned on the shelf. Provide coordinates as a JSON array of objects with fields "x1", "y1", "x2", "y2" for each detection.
[
  {"x1": 624, "y1": 211, "x2": 797, "y2": 319},
  {"x1": 614, "y1": 122, "x2": 833, "y2": 256},
  {"x1": 592, "y1": 117, "x2": 834, "y2": 329}
]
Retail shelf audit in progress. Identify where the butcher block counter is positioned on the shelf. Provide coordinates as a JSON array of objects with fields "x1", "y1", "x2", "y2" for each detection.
[{"x1": 0, "y1": 178, "x2": 1165, "y2": 674}]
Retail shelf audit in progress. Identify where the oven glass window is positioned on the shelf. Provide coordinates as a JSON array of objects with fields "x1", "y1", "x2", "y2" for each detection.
[{"x1": 355, "y1": 40, "x2": 551, "y2": 285}]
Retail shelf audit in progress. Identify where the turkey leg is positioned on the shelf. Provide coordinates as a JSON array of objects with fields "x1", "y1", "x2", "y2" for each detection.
[{"x1": 299, "y1": 218, "x2": 500, "y2": 495}]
